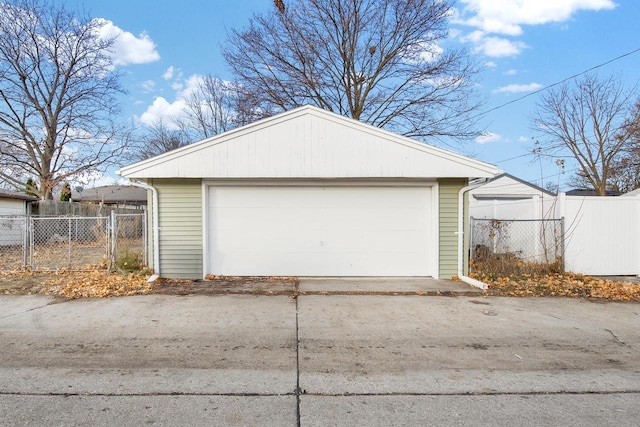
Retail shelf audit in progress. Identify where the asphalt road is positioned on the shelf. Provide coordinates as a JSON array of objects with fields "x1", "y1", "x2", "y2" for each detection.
[{"x1": 0, "y1": 293, "x2": 639, "y2": 426}]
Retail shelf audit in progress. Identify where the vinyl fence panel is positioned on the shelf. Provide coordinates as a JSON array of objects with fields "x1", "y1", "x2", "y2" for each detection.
[{"x1": 559, "y1": 194, "x2": 640, "y2": 276}]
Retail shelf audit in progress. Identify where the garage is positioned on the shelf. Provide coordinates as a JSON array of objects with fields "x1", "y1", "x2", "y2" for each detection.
[
  {"x1": 118, "y1": 105, "x2": 500, "y2": 279},
  {"x1": 206, "y1": 184, "x2": 436, "y2": 276}
]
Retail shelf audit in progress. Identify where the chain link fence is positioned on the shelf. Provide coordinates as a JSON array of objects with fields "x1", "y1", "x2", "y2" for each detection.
[
  {"x1": 0, "y1": 215, "x2": 29, "y2": 271},
  {"x1": 470, "y1": 218, "x2": 564, "y2": 276},
  {"x1": 0, "y1": 213, "x2": 146, "y2": 272}
]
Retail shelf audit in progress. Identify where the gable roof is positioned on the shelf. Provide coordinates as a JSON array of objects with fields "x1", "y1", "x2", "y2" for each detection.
[
  {"x1": 71, "y1": 185, "x2": 147, "y2": 204},
  {"x1": 471, "y1": 173, "x2": 554, "y2": 199},
  {"x1": 119, "y1": 105, "x2": 500, "y2": 180},
  {"x1": 0, "y1": 189, "x2": 38, "y2": 202}
]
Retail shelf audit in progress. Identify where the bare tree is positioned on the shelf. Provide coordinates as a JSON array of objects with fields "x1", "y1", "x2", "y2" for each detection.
[
  {"x1": 608, "y1": 100, "x2": 640, "y2": 193},
  {"x1": 137, "y1": 119, "x2": 191, "y2": 161},
  {"x1": 222, "y1": 0, "x2": 482, "y2": 140},
  {"x1": 533, "y1": 74, "x2": 640, "y2": 196},
  {"x1": 177, "y1": 75, "x2": 265, "y2": 141},
  {"x1": 0, "y1": 0, "x2": 129, "y2": 199},
  {"x1": 608, "y1": 151, "x2": 640, "y2": 193}
]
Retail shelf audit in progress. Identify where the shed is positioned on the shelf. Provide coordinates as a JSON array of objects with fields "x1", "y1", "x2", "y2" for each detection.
[
  {"x1": 119, "y1": 106, "x2": 500, "y2": 279},
  {"x1": 0, "y1": 189, "x2": 37, "y2": 216},
  {"x1": 469, "y1": 173, "x2": 556, "y2": 220}
]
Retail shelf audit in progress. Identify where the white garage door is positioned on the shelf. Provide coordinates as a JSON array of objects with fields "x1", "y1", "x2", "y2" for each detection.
[{"x1": 206, "y1": 185, "x2": 435, "y2": 276}]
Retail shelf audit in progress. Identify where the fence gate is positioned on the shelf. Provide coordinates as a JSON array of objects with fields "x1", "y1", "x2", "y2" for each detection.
[
  {"x1": 30, "y1": 216, "x2": 110, "y2": 271},
  {"x1": 111, "y1": 212, "x2": 147, "y2": 270}
]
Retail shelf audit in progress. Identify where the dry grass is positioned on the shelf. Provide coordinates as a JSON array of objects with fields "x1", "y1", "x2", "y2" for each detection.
[{"x1": 471, "y1": 257, "x2": 640, "y2": 301}]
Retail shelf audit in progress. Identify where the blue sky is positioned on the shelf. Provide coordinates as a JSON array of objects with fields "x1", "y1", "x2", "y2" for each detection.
[{"x1": 86, "y1": 0, "x2": 640, "y2": 191}]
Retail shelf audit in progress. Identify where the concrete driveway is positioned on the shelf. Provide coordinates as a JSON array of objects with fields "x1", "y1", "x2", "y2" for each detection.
[{"x1": 1, "y1": 287, "x2": 639, "y2": 426}]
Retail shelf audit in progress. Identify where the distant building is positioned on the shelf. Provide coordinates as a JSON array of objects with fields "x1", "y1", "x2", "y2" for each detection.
[
  {"x1": 71, "y1": 185, "x2": 147, "y2": 210},
  {"x1": 565, "y1": 188, "x2": 621, "y2": 196},
  {"x1": 0, "y1": 189, "x2": 37, "y2": 246},
  {"x1": 469, "y1": 173, "x2": 556, "y2": 220},
  {"x1": 0, "y1": 189, "x2": 38, "y2": 215}
]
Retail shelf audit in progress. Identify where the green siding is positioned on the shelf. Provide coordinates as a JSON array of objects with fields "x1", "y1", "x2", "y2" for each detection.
[
  {"x1": 152, "y1": 178, "x2": 203, "y2": 279},
  {"x1": 438, "y1": 179, "x2": 467, "y2": 279}
]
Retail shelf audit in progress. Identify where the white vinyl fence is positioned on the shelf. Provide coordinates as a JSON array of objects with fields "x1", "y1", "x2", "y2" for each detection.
[
  {"x1": 558, "y1": 194, "x2": 640, "y2": 276},
  {"x1": 471, "y1": 192, "x2": 640, "y2": 276}
]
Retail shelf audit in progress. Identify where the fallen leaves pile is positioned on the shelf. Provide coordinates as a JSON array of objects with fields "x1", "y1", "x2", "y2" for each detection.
[
  {"x1": 472, "y1": 272, "x2": 640, "y2": 301},
  {"x1": 40, "y1": 270, "x2": 153, "y2": 299}
]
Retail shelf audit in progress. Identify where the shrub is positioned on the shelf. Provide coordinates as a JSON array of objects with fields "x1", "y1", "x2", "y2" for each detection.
[{"x1": 114, "y1": 247, "x2": 145, "y2": 273}]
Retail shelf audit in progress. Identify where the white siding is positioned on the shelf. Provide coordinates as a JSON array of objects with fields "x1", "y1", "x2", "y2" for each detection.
[
  {"x1": 0, "y1": 198, "x2": 25, "y2": 215},
  {"x1": 471, "y1": 197, "x2": 557, "y2": 220},
  {"x1": 121, "y1": 106, "x2": 499, "y2": 180},
  {"x1": 470, "y1": 175, "x2": 556, "y2": 220},
  {"x1": 0, "y1": 198, "x2": 27, "y2": 246}
]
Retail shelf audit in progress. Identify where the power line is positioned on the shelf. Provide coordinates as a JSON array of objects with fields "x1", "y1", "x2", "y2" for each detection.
[{"x1": 472, "y1": 46, "x2": 640, "y2": 120}]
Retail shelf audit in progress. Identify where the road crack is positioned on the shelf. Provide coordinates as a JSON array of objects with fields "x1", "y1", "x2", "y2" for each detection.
[{"x1": 605, "y1": 329, "x2": 627, "y2": 346}]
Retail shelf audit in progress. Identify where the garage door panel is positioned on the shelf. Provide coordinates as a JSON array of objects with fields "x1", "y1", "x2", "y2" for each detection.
[
  {"x1": 214, "y1": 207, "x2": 429, "y2": 232},
  {"x1": 207, "y1": 185, "x2": 434, "y2": 276},
  {"x1": 213, "y1": 228, "x2": 425, "y2": 255}
]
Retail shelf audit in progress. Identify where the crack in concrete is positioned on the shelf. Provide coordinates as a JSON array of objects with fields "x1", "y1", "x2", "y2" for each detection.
[
  {"x1": 1, "y1": 390, "x2": 638, "y2": 398},
  {"x1": 0, "y1": 303, "x2": 52, "y2": 320},
  {"x1": 605, "y1": 329, "x2": 627, "y2": 346},
  {"x1": 0, "y1": 391, "x2": 294, "y2": 397}
]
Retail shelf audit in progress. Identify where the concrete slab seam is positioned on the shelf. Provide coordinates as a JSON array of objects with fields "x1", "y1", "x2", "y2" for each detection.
[{"x1": 295, "y1": 284, "x2": 302, "y2": 427}]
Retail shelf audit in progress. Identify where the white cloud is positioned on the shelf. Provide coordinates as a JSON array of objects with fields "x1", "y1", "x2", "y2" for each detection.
[
  {"x1": 518, "y1": 136, "x2": 531, "y2": 142},
  {"x1": 181, "y1": 74, "x2": 204, "y2": 97},
  {"x1": 494, "y1": 83, "x2": 543, "y2": 93},
  {"x1": 139, "y1": 97, "x2": 187, "y2": 128},
  {"x1": 476, "y1": 132, "x2": 503, "y2": 144},
  {"x1": 457, "y1": 0, "x2": 616, "y2": 36},
  {"x1": 473, "y1": 36, "x2": 527, "y2": 57},
  {"x1": 485, "y1": 61, "x2": 497, "y2": 68},
  {"x1": 94, "y1": 18, "x2": 160, "y2": 66},
  {"x1": 505, "y1": 69, "x2": 517, "y2": 75},
  {"x1": 454, "y1": 0, "x2": 615, "y2": 58},
  {"x1": 139, "y1": 74, "x2": 236, "y2": 129},
  {"x1": 162, "y1": 66, "x2": 175, "y2": 80},
  {"x1": 138, "y1": 74, "x2": 208, "y2": 127},
  {"x1": 71, "y1": 170, "x2": 128, "y2": 189}
]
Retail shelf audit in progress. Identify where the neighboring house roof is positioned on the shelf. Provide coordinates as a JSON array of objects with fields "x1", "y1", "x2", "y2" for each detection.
[
  {"x1": 71, "y1": 185, "x2": 147, "y2": 204},
  {"x1": 471, "y1": 173, "x2": 554, "y2": 200},
  {"x1": 566, "y1": 188, "x2": 621, "y2": 196},
  {"x1": 118, "y1": 105, "x2": 501, "y2": 180},
  {"x1": 0, "y1": 189, "x2": 38, "y2": 202}
]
